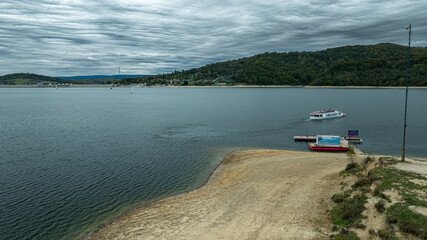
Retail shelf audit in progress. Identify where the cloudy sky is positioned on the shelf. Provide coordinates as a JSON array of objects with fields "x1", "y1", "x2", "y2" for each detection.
[{"x1": 0, "y1": 0, "x2": 426, "y2": 76}]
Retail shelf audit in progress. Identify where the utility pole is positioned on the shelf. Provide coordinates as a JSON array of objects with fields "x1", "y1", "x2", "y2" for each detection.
[{"x1": 402, "y1": 24, "x2": 411, "y2": 162}]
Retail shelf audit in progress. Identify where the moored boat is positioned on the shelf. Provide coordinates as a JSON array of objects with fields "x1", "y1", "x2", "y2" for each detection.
[{"x1": 309, "y1": 109, "x2": 345, "y2": 120}]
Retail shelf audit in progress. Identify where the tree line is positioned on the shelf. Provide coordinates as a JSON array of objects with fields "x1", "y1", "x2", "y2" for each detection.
[
  {"x1": 2, "y1": 43, "x2": 426, "y2": 86},
  {"x1": 121, "y1": 43, "x2": 427, "y2": 86}
]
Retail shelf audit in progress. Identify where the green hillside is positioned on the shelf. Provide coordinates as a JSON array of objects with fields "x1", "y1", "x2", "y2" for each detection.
[
  {"x1": 122, "y1": 43, "x2": 427, "y2": 86},
  {"x1": 0, "y1": 73, "x2": 66, "y2": 85},
  {"x1": 0, "y1": 73, "x2": 114, "y2": 85}
]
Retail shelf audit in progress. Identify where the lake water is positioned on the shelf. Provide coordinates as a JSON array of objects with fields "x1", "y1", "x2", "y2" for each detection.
[{"x1": 0, "y1": 87, "x2": 426, "y2": 239}]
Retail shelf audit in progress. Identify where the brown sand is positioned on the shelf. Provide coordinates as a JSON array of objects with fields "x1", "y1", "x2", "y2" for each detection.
[{"x1": 89, "y1": 150, "x2": 350, "y2": 240}]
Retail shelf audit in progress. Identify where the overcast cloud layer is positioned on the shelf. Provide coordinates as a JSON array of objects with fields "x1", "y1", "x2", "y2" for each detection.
[{"x1": 0, "y1": 0, "x2": 426, "y2": 76}]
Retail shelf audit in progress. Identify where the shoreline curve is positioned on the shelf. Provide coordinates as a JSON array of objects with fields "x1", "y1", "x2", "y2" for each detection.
[{"x1": 88, "y1": 149, "x2": 353, "y2": 239}]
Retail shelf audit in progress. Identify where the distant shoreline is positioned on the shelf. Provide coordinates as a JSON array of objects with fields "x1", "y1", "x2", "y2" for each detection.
[
  {"x1": 0, "y1": 84, "x2": 111, "y2": 88},
  {"x1": 1, "y1": 84, "x2": 427, "y2": 89}
]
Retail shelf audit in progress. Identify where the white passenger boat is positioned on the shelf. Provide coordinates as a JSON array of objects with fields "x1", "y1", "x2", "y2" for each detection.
[{"x1": 309, "y1": 109, "x2": 345, "y2": 120}]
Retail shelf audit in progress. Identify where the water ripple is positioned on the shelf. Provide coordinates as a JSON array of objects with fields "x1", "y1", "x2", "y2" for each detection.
[{"x1": 0, "y1": 88, "x2": 426, "y2": 240}]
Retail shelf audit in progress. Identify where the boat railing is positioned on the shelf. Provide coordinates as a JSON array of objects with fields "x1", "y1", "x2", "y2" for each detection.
[{"x1": 318, "y1": 109, "x2": 334, "y2": 113}]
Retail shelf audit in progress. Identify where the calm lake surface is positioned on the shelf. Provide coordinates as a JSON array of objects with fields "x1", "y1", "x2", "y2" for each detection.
[{"x1": 1, "y1": 87, "x2": 426, "y2": 239}]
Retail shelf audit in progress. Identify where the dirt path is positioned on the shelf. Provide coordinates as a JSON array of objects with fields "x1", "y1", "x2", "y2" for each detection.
[{"x1": 90, "y1": 150, "x2": 350, "y2": 240}]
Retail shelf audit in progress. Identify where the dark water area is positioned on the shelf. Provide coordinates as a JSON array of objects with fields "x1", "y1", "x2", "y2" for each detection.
[{"x1": 0, "y1": 87, "x2": 426, "y2": 239}]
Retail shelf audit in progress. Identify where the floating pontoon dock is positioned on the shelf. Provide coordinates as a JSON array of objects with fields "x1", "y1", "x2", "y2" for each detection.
[
  {"x1": 294, "y1": 136, "x2": 317, "y2": 141},
  {"x1": 295, "y1": 136, "x2": 362, "y2": 144},
  {"x1": 344, "y1": 136, "x2": 363, "y2": 144}
]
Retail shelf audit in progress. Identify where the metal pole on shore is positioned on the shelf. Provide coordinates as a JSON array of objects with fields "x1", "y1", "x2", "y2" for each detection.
[{"x1": 402, "y1": 24, "x2": 411, "y2": 162}]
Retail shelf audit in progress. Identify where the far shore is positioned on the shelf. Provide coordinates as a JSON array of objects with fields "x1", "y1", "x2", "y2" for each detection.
[
  {"x1": 88, "y1": 150, "x2": 357, "y2": 239},
  {"x1": 1, "y1": 84, "x2": 427, "y2": 89}
]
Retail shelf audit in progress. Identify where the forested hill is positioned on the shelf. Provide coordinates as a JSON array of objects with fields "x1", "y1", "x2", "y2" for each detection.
[
  {"x1": 0, "y1": 73, "x2": 66, "y2": 85},
  {"x1": 125, "y1": 43, "x2": 427, "y2": 86},
  {"x1": 0, "y1": 73, "x2": 118, "y2": 85}
]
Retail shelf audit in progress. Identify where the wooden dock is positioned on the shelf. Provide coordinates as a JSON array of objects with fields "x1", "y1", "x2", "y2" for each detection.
[
  {"x1": 294, "y1": 135, "x2": 362, "y2": 144},
  {"x1": 294, "y1": 136, "x2": 316, "y2": 141},
  {"x1": 344, "y1": 136, "x2": 363, "y2": 144}
]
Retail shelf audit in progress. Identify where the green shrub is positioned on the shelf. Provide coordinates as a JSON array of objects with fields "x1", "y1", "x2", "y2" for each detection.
[
  {"x1": 352, "y1": 178, "x2": 370, "y2": 189},
  {"x1": 332, "y1": 225, "x2": 339, "y2": 231},
  {"x1": 332, "y1": 194, "x2": 367, "y2": 226},
  {"x1": 332, "y1": 193, "x2": 350, "y2": 203},
  {"x1": 332, "y1": 231, "x2": 360, "y2": 240},
  {"x1": 375, "y1": 192, "x2": 391, "y2": 202},
  {"x1": 375, "y1": 200, "x2": 386, "y2": 213},
  {"x1": 353, "y1": 219, "x2": 366, "y2": 229},
  {"x1": 342, "y1": 195, "x2": 367, "y2": 220},
  {"x1": 377, "y1": 229, "x2": 398, "y2": 240}
]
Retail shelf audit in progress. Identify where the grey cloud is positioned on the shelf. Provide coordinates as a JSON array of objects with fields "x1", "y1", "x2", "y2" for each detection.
[{"x1": 0, "y1": 0, "x2": 426, "y2": 76}]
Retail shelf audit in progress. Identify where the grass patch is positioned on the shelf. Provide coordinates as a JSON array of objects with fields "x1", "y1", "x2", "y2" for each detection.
[
  {"x1": 341, "y1": 163, "x2": 366, "y2": 176},
  {"x1": 332, "y1": 192, "x2": 351, "y2": 203},
  {"x1": 332, "y1": 157, "x2": 427, "y2": 239},
  {"x1": 377, "y1": 192, "x2": 391, "y2": 202},
  {"x1": 332, "y1": 194, "x2": 367, "y2": 227},
  {"x1": 377, "y1": 229, "x2": 398, "y2": 240},
  {"x1": 368, "y1": 167, "x2": 427, "y2": 239},
  {"x1": 332, "y1": 231, "x2": 361, "y2": 240},
  {"x1": 387, "y1": 204, "x2": 427, "y2": 239},
  {"x1": 368, "y1": 167, "x2": 427, "y2": 195},
  {"x1": 352, "y1": 177, "x2": 370, "y2": 189}
]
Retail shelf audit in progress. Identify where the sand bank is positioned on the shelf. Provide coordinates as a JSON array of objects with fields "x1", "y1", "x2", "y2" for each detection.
[{"x1": 89, "y1": 150, "x2": 353, "y2": 240}]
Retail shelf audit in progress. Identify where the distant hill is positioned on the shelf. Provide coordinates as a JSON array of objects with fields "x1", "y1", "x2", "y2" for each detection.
[
  {"x1": 0, "y1": 73, "x2": 66, "y2": 85},
  {"x1": 0, "y1": 73, "x2": 150, "y2": 85},
  {"x1": 59, "y1": 75, "x2": 149, "y2": 80},
  {"x1": 120, "y1": 43, "x2": 427, "y2": 86}
]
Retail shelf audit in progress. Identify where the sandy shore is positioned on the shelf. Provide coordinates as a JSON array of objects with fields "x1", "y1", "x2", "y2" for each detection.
[{"x1": 89, "y1": 150, "x2": 354, "y2": 240}]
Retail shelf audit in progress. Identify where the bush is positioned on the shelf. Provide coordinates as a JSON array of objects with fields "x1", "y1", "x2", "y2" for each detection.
[
  {"x1": 332, "y1": 194, "x2": 367, "y2": 226},
  {"x1": 332, "y1": 231, "x2": 361, "y2": 240},
  {"x1": 377, "y1": 229, "x2": 398, "y2": 240},
  {"x1": 352, "y1": 178, "x2": 370, "y2": 189},
  {"x1": 353, "y1": 219, "x2": 366, "y2": 229},
  {"x1": 332, "y1": 225, "x2": 339, "y2": 231},
  {"x1": 342, "y1": 195, "x2": 367, "y2": 220},
  {"x1": 345, "y1": 163, "x2": 358, "y2": 171},
  {"x1": 332, "y1": 193, "x2": 349, "y2": 203},
  {"x1": 375, "y1": 191, "x2": 391, "y2": 202},
  {"x1": 375, "y1": 200, "x2": 386, "y2": 213}
]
